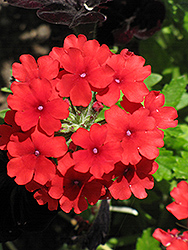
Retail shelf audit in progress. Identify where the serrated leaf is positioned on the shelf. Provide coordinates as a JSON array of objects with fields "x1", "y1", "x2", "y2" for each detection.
[
  {"x1": 162, "y1": 76, "x2": 187, "y2": 108},
  {"x1": 144, "y1": 73, "x2": 163, "y2": 89},
  {"x1": 136, "y1": 228, "x2": 161, "y2": 250}
]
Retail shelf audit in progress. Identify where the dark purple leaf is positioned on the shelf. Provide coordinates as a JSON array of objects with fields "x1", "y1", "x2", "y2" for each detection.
[
  {"x1": 37, "y1": 3, "x2": 106, "y2": 27},
  {"x1": 6, "y1": 0, "x2": 110, "y2": 27},
  {"x1": 75, "y1": 11, "x2": 106, "y2": 26},
  {"x1": 37, "y1": 4, "x2": 77, "y2": 26},
  {"x1": 5, "y1": 0, "x2": 51, "y2": 9}
]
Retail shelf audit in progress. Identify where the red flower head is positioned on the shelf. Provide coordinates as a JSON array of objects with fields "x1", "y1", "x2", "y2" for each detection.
[
  {"x1": 108, "y1": 158, "x2": 158, "y2": 200},
  {"x1": 58, "y1": 167, "x2": 103, "y2": 214},
  {"x1": 144, "y1": 91, "x2": 178, "y2": 129},
  {"x1": 12, "y1": 54, "x2": 60, "y2": 83},
  {"x1": 166, "y1": 181, "x2": 188, "y2": 220},
  {"x1": 7, "y1": 129, "x2": 68, "y2": 185},
  {"x1": 7, "y1": 78, "x2": 69, "y2": 135},
  {"x1": 96, "y1": 52, "x2": 150, "y2": 106},
  {"x1": 71, "y1": 123, "x2": 122, "y2": 178},
  {"x1": 105, "y1": 105, "x2": 164, "y2": 165},
  {"x1": 153, "y1": 228, "x2": 188, "y2": 250}
]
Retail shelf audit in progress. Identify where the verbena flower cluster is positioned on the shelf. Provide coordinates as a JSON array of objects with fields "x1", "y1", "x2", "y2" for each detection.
[{"x1": 0, "y1": 34, "x2": 178, "y2": 214}]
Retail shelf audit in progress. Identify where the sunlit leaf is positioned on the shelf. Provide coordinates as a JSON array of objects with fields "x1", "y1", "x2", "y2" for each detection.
[
  {"x1": 162, "y1": 76, "x2": 187, "y2": 107},
  {"x1": 136, "y1": 228, "x2": 161, "y2": 250}
]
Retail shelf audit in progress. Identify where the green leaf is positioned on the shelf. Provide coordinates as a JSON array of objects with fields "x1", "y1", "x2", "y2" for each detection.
[
  {"x1": 144, "y1": 73, "x2": 163, "y2": 89},
  {"x1": 1, "y1": 87, "x2": 12, "y2": 93},
  {"x1": 162, "y1": 76, "x2": 187, "y2": 108},
  {"x1": 139, "y1": 38, "x2": 172, "y2": 74},
  {"x1": 0, "y1": 109, "x2": 9, "y2": 119},
  {"x1": 172, "y1": 151, "x2": 188, "y2": 180},
  {"x1": 110, "y1": 46, "x2": 119, "y2": 54},
  {"x1": 154, "y1": 149, "x2": 177, "y2": 181},
  {"x1": 177, "y1": 1, "x2": 188, "y2": 11},
  {"x1": 176, "y1": 92, "x2": 188, "y2": 110},
  {"x1": 136, "y1": 228, "x2": 161, "y2": 250}
]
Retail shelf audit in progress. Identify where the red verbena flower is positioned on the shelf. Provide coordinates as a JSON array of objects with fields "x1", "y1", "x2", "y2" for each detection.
[
  {"x1": 105, "y1": 105, "x2": 164, "y2": 165},
  {"x1": 58, "y1": 167, "x2": 103, "y2": 214},
  {"x1": 7, "y1": 78, "x2": 69, "y2": 135},
  {"x1": 54, "y1": 47, "x2": 113, "y2": 107},
  {"x1": 50, "y1": 34, "x2": 112, "y2": 67},
  {"x1": 166, "y1": 181, "x2": 188, "y2": 220},
  {"x1": 153, "y1": 228, "x2": 188, "y2": 250},
  {"x1": 7, "y1": 129, "x2": 68, "y2": 185},
  {"x1": 12, "y1": 54, "x2": 60, "y2": 83},
  {"x1": 71, "y1": 123, "x2": 122, "y2": 178},
  {"x1": 144, "y1": 91, "x2": 178, "y2": 129},
  {"x1": 107, "y1": 158, "x2": 158, "y2": 200},
  {"x1": 96, "y1": 52, "x2": 150, "y2": 106},
  {"x1": 26, "y1": 180, "x2": 59, "y2": 211}
]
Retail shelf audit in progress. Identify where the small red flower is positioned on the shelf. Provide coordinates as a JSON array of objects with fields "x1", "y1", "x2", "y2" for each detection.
[
  {"x1": 144, "y1": 91, "x2": 178, "y2": 129},
  {"x1": 108, "y1": 158, "x2": 158, "y2": 200},
  {"x1": 153, "y1": 228, "x2": 188, "y2": 250},
  {"x1": 7, "y1": 78, "x2": 69, "y2": 135},
  {"x1": 92, "y1": 101, "x2": 104, "y2": 112},
  {"x1": 58, "y1": 167, "x2": 103, "y2": 214},
  {"x1": 105, "y1": 105, "x2": 164, "y2": 165},
  {"x1": 7, "y1": 129, "x2": 68, "y2": 185},
  {"x1": 50, "y1": 34, "x2": 112, "y2": 67},
  {"x1": 166, "y1": 181, "x2": 188, "y2": 220},
  {"x1": 12, "y1": 54, "x2": 60, "y2": 83},
  {"x1": 26, "y1": 181, "x2": 59, "y2": 211},
  {"x1": 71, "y1": 123, "x2": 122, "y2": 178},
  {"x1": 55, "y1": 47, "x2": 113, "y2": 107},
  {"x1": 96, "y1": 53, "x2": 150, "y2": 106}
]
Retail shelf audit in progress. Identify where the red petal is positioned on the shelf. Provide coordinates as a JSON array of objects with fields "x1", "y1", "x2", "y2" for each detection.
[
  {"x1": 7, "y1": 155, "x2": 35, "y2": 185},
  {"x1": 37, "y1": 55, "x2": 59, "y2": 79},
  {"x1": 33, "y1": 156, "x2": 56, "y2": 185}
]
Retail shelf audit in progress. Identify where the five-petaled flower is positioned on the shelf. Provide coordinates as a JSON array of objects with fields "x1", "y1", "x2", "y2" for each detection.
[
  {"x1": 71, "y1": 123, "x2": 123, "y2": 178},
  {"x1": 7, "y1": 78, "x2": 69, "y2": 135},
  {"x1": 7, "y1": 129, "x2": 68, "y2": 185},
  {"x1": 166, "y1": 181, "x2": 188, "y2": 220},
  {"x1": 153, "y1": 228, "x2": 188, "y2": 250},
  {"x1": 105, "y1": 105, "x2": 164, "y2": 165}
]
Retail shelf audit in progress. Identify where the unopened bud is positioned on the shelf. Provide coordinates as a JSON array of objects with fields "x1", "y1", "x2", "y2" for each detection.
[{"x1": 92, "y1": 101, "x2": 104, "y2": 112}]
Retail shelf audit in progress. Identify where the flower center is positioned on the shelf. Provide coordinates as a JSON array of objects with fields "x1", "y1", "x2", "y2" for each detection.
[
  {"x1": 80, "y1": 72, "x2": 87, "y2": 78},
  {"x1": 93, "y1": 147, "x2": 98, "y2": 154},
  {"x1": 73, "y1": 180, "x2": 80, "y2": 186},
  {"x1": 34, "y1": 150, "x2": 40, "y2": 156},
  {"x1": 126, "y1": 130, "x2": 132, "y2": 136},
  {"x1": 37, "y1": 105, "x2": 44, "y2": 111},
  {"x1": 115, "y1": 78, "x2": 121, "y2": 84}
]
